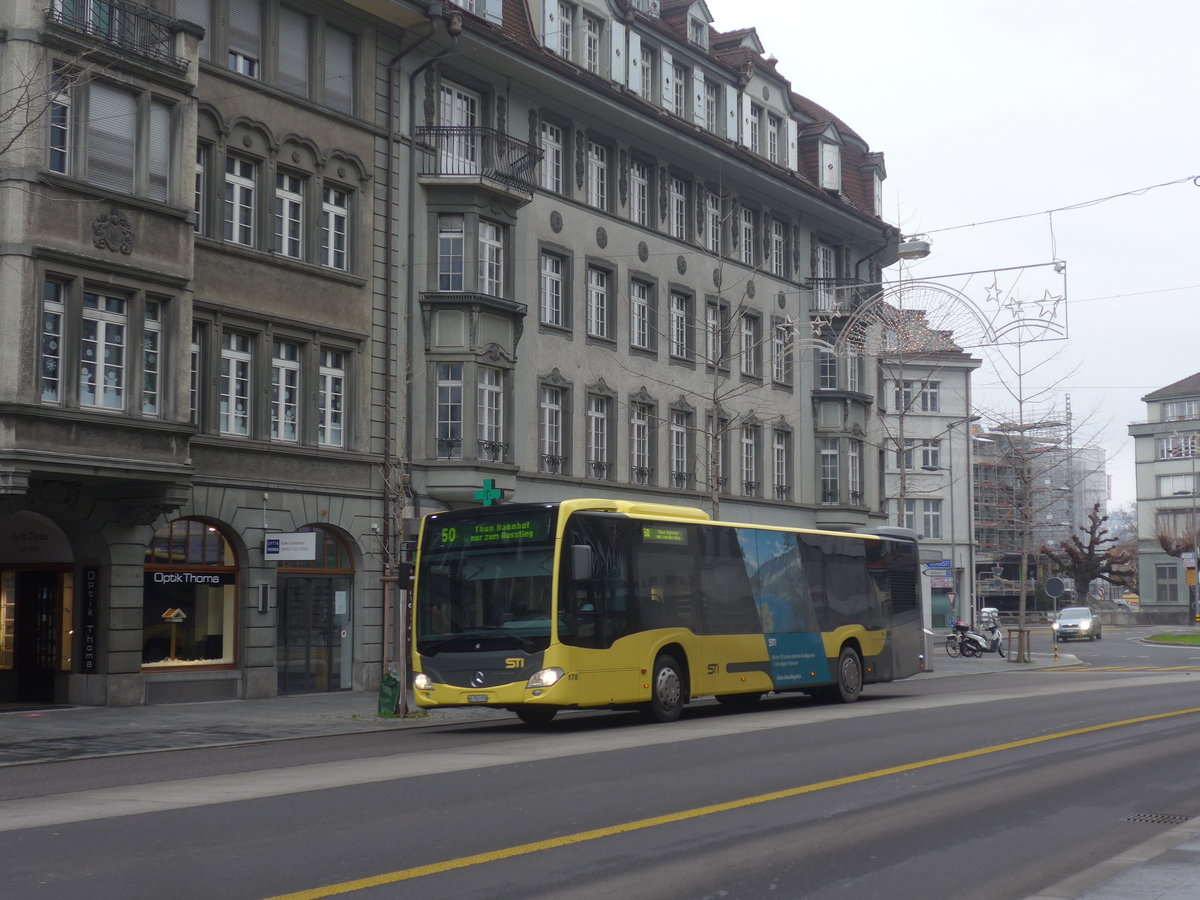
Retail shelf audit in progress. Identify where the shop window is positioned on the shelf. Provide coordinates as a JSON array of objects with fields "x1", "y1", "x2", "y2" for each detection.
[{"x1": 142, "y1": 519, "x2": 237, "y2": 667}]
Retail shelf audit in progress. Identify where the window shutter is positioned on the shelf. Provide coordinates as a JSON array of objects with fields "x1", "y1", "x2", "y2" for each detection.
[
  {"x1": 324, "y1": 26, "x2": 354, "y2": 113},
  {"x1": 148, "y1": 100, "x2": 171, "y2": 202},
  {"x1": 724, "y1": 84, "x2": 737, "y2": 140},
  {"x1": 175, "y1": 0, "x2": 211, "y2": 60},
  {"x1": 542, "y1": 0, "x2": 557, "y2": 51},
  {"x1": 227, "y1": 0, "x2": 261, "y2": 61},
  {"x1": 659, "y1": 48, "x2": 672, "y2": 112},
  {"x1": 278, "y1": 7, "x2": 310, "y2": 98},
  {"x1": 627, "y1": 31, "x2": 642, "y2": 95},
  {"x1": 609, "y1": 20, "x2": 625, "y2": 83},
  {"x1": 821, "y1": 142, "x2": 841, "y2": 190},
  {"x1": 786, "y1": 118, "x2": 798, "y2": 172},
  {"x1": 480, "y1": 0, "x2": 502, "y2": 25},
  {"x1": 692, "y1": 68, "x2": 706, "y2": 129},
  {"x1": 87, "y1": 82, "x2": 135, "y2": 193},
  {"x1": 738, "y1": 91, "x2": 753, "y2": 148}
]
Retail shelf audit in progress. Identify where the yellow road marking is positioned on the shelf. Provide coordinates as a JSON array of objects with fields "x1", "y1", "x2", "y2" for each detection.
[{"x1": 264, "y1": 706, "x2": 1200, "y2": 900}]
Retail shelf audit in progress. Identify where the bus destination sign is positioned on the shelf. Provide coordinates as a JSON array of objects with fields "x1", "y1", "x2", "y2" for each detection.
[
  {"x1": 642, "y1": 525, "x2": 688, "y2": 545},
  {"x1": 433, "y1": 518, "x2": 543, "y2": 549}
]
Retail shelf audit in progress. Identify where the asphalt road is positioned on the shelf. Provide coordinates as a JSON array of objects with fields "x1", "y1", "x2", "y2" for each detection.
[{"x1": 3, "y1": 627, "x2": 1199, "y2": 900}]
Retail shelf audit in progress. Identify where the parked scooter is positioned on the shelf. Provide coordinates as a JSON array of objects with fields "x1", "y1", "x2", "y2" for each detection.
[{"x1": 955, "y1": 617, "x2": 1005, "y2": 658}]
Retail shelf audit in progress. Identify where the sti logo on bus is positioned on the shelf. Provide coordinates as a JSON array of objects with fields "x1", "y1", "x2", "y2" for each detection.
[{"x1": 505, "y1": 658, "x2": 524, "y2": 669}]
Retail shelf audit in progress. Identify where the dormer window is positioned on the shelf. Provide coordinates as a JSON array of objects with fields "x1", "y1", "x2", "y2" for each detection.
[{"x1": 689, "y1": 17, "x2": 708, "y2": 48}]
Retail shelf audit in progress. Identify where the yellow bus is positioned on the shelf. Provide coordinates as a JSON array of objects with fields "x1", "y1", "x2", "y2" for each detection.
[{"x1": 411, "y1": 498, "x2": 926, "y2": 725}]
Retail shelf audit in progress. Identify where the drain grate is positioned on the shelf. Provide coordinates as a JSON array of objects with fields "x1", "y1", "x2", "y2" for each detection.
[{"x1": 1123, "y1": 814, "x2": 1192, "y2": 825}]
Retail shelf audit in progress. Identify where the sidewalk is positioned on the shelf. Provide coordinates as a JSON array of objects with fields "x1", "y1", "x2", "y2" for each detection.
[{"x1": 2, "y1": 653, "x2": 1197, "y2": 900}]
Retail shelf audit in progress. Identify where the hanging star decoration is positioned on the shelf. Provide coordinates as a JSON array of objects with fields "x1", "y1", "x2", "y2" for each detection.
[
  {"x1": 1035, "y1": 289, "x2": 1063, "y2": 319},
  {"x1": 809, "y1": 314, "x2": 833, "y2": 337},
  {"x1": 984, "y1": 279, "x2": 1003, "y2": 306}
]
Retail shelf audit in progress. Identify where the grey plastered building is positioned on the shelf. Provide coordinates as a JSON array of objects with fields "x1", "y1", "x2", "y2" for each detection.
[{"x1": 0, "y1": 0, "x2": 907, "y2": 706}]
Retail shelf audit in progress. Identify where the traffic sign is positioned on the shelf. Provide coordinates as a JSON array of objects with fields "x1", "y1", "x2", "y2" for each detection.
[{"x1": 924, "y1": 559, "x2": 952, "y2": 569}]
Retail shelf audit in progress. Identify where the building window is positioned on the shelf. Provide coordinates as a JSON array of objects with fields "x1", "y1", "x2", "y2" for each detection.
[
  {"x1": 705, "y1": 413, "x2": 728, "y2": 492},
  {"x1": 670, "y1": 410, "x2": 692, "y2": 488},
  {"x1": 274, "y1": 172, "x2": 304, "y2": 258},
  {"x1": 540, "y1": 122, "x2": 562, "y2": 193},
  {"x1": 704, "y1": 81, "x2": 719, "y2": 135},
  {"x1": 773, "y1": 429, "x2": 790, "y2": 500},
  {"x1": 630, "y1": 279, "x2": 652, "y2": 350},
  {"x1": 896, "y1": 380, "x2": 940, "y2": 412},
  {"x1": 318, "y1": 349, "x2": 345, "y2": 447},
  {"x1": 669, "y1": 292, "x2": 691, "y2": 359},
  {"x1": 749, "y1": 105, "x2": 761, "y2": 154},
  {"x1": 638, "y1": 44, "x2": 655, "y2": 101},
  {"x1": 194, "y1": 144, "x2": 208, "y2": 234},
  {"x1": 630, "y1": 401, "x2": 652, "y2": 484},
  {"x1": 324, "y1": 26, "x2": 355, "y2": 113},
  {"x1": 1158, "y1": 474, "x2": 1198, "y2": 497},
  {"x1": 1159, "y1": 434, "x2": 1200, "y2": 460},
  {"x1": 539, "y1": 385, "x2": 565, "y2": 473},
  {"x1": 905, "y1": 499, "x2": 942, "y2": 539},
  {"x1": 705, "y1": 301, "x2": 728, "y2": 368},
  {"x1": 438, "y1": 82, "x2": 479, "y2": 174},
  {"x1": 820, "y1": 141, "x2": 841, "y2": 191},
  {"x1": 921, "y1": 439, "x2": 942, "y2": 470},
  {"x1": 689, "y1": 17, "x2": 707, "y2": 48},
  {"x1": 586, "y1": 266, "x2": 610, "y2": 339},
  {"x1": 849, "y1": 440, "x2": 863, "y2": 505},
  {"x1": 705, "y1": 192, "x2": 721, "y2": 254},
  {"x1": 741, "y1": 425, "x2": 759, "y2": 497},
  {"x1": 669, "y1": 177, "x2": 688, "y2": 240},
  {"x1": 672, "y1": 63, "x2": 688, "y2": 117},
  {"x1": 770, "y1": 220, "x2": 786, "y2": 277},
  {"x1": 189, "y1": 324, "x2": 203, "y2": 425},
  {"x1": 81, "y1": 291, "x2": 127, "y2": 410},
  {"x1": 772, "y1": 319, "x2": 791, "y2": 384},
  {"x1": 48, "y1": 69, "x2": 71, "y2": 175},
  {"x1": 740, "y1": 314, "x2": 760, "y2": 377},
  {"x1": 277, "y1": 6, "x2": 310, "y2": 98},
  {"x1": 478, "y1": 220, "x2": 504, "y2": 296},
  {"x1": 41, "y1": 282, "x2": 63, "y2": 403},
  {"x1": 583, "y1": 15, "x2": 601, "y2": 73},
  {"x1": 438, "y1": 214, "x2": 465, "y2": 291},
  {"x1": 895, "y1": 438, "x2": 916, "y2": 470},
  {"x1": 1162, "y1": 400, "x2": 1200, "y2": 421},
  {"x1": 321, "y1": 186, "x2": 349, "y2": 271},
  {"x1": 436, "y1": 363, "x2": 463, "y2": 458},
  {"x1": 818, "y1": 349, "x2": 837, "y2": 390},
  {"x1": 228, "y1": 0, "x2": 262, "y2": 77},
  {"x1": 815, "y1": 243, "x2": 837, "y2": 310},
  {"x1": 767, "y1": 114, "x2": 781, "y2": 163},
  {"x1": 630, "y1": 160, "x2": 649, "y2": 226},
  {"x1": 539, "y1": 252, "x2": 564, "y2": 327},
  {"x1": 740, "y1": 207, "x2": 755, "y2": 266},
  {"x1": 820, "y1": 438, "x2": 839, "y2": 504},
  {"x1": 847, "y1": 356, "x2": 861, "y2": 393},
  {"x1": 271, "y1": 340, "x2": 301, "y2": 442},
  {"x1": 1155, "y1": 564, "x2": 1180, "y2": 604},
  {"x1": 224, "y1": 156, "x2": 257, "y2": 246},
  {"x1": 220, "y1": 332, "x2": 252, "y2": 436},
  {"x1": 477, "y1": 366, "x2": 505, "y2": 460},
  {"x1": 586, "y1": 141, "x2": 608, "y2": 211},
  {"x1": 557, "y1": 1, "x2": 573, "y2": 58},
  {"x1": 142, "y1": 300, "x2": 162, "y2": 416},
  {"x1": 586, "y1": 394, "x2": 610, "y2": 479}
]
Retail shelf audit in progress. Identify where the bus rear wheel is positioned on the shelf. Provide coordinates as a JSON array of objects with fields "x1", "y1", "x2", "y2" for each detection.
[
  {"x1": 514, "y1": 706, "x2": 558, "y2": 726},
  {"x1": 643, "y1": 654, "x2": 684, "y2": 723},
  {"x1": 818, "y1": 646, "x2": 862, "y2": 703}
]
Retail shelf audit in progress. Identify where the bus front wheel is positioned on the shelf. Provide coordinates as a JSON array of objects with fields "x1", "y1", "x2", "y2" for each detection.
[
  {"x1": 515, "y1": 706, "x2": 558, "y2": 726},
  {"x1": 644, "y1": 654, "x2": 684, "y2": 723}
]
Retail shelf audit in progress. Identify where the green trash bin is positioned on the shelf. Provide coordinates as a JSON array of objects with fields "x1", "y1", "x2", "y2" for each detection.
[{"x1": 378, "y1": 670, "x2": 401, "y2": 716}]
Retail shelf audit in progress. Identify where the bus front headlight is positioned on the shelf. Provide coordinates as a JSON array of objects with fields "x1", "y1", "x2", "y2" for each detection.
[
  {"x1": 527, "y1": 667, "x2": 564, "y2": 689},
  {"x1": 413, "y1": 672, "x2": 433, "y2": 691}
]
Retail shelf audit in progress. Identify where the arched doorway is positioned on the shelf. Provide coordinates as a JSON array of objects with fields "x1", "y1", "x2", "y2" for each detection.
[{"x1": 276, "y1": 526, "x2": 354, "y2": 694}]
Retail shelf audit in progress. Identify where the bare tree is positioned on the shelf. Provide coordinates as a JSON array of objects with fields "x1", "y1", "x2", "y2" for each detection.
[{"x1": 1044, "y1": 502, "x2": 1135, "y2": 604}]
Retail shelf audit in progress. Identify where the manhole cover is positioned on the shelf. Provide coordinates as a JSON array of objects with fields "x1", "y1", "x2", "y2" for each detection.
[{"x1": 1123, "y1": 814, "x2": 1192, "y2": 825}]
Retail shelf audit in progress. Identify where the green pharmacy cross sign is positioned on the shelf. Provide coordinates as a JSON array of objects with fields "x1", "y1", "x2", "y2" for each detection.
[{"x1": 474, "y1": 478, "x2": 503, "y2": 507}]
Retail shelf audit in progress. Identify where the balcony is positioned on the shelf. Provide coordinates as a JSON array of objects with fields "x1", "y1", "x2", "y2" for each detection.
[
  {"x1": 416, "y1": 127, "x2": 542, "y2": 202},
  {"x1": 46, "y1": 0, "x2": 190, "y2": 72},
  {"x1": 807, "y1": 278, "x2": 868, "y2": 315}
]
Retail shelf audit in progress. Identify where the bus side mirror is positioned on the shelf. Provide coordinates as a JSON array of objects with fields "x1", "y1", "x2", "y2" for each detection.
[{"x1": 570, "y1": 544, "x2": 593, "y2": 581}]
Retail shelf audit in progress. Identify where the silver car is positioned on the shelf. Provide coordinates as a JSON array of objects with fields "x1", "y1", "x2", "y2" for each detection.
[{"x1": 1053, "y1": 606, "x2": 1102, "y2": 642}]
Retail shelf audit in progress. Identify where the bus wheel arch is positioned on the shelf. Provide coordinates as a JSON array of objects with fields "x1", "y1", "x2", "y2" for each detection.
[
  {"x1": 831, "y1": 643, "x2": 863, "y2": 703},
  {"x1": 643, "y1": 645, "x2": 688, "y2": 723}
]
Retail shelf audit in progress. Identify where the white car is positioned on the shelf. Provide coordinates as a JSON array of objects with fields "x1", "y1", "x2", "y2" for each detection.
[{"x1": 1053, "y1": 606, "x2": 1102, "y2": 642}]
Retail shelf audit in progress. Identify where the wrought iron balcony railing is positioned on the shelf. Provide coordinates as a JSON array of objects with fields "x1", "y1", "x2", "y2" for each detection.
[
  {"x1": 774, "y1": 483, "x2": 791, "y2": 501},
  {"x1": 477, "y1": 439, "x2": 507, "y2": 463},
  {"x1": 416, "y1": 126, "x2": 542, "y2": 196},
  {"x1": 588, "y1": 460, "x2": 609, "y2": 480},
  {"x1": 630, "y1": 466, "x2": 653, "y2": 485},
  {"x1": 46, "y1": 0, "x2": 189, "y2": 71},
  {"x1": 435, "y1": 437, "x2": 462, "y2": 459},
  {"x1": 540, "y1": 454, "x2": 567, "y2": 474},
  {"x1": 672, "y1": 470, "x2": 693, "y2": 489}
]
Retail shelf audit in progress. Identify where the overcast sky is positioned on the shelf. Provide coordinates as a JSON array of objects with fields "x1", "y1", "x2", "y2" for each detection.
[{"x1": 709, "y1": 0, "x2": 1200, "y2": 508}]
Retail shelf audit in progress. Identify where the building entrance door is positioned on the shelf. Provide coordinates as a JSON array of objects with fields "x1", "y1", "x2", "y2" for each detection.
[
  {"x1": 1, "y1": 571, "x2": 63, "y2": 703},
  {"x1": 277, "y1": 576, "x2": 351, "y2": 694}
]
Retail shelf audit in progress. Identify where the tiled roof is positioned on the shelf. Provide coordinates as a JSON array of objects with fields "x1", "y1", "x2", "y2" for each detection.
[{"x1": 1144, "y1": 372, "x2": 1200, "y2": 401}]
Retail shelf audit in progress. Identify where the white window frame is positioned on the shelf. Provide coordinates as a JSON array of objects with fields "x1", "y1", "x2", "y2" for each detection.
[
  {"x1": 771, "y1": 220, "x2": 786, "y2": 277},
  {"x1": 669, "y1": 292, "x2": 690, "y2": 359},
  {"x1": 705, "y1": 192, "x2": 721, "y2": 254},
  {"x1": 740, "y1": 207, "x2": 755, "y2": 266},
  {"x1": 587, "y1": 394, "x2": 609, "y2": 479},
  {"x1": 670, "y1": 410, "x2": 690, "y2": 488},
  {"x1": 274, "y1": 172, "x2": 304, "y2": 259},
  {"x1": 80, "y1": 291, "x2": 128, "y2": 411},
  {"x1": 586, "y1": 141, "x2": 608, "y2": 211},
  {"x1": 220, "y1": 332, "x2": 252, "y2": 436},
  {"x1": 478, "y1": 220, "x2": 504, "y2": 296},
  {"x1": 436, "y1": 362, "x2": 464, "y2": 459},
  {"x1": 772, "y1": 320, "x2": 790, "y2": 384},
  {"x1": 669, "y1": 177, "x2": 688, "y2": 240},
  {"x1": 583, "y1": 15, "x2": 601, "y2": 73},
  {"x1": 224, "y1": 156, "x2": 257, "y2": 247},
  {"x1": 438, "y1": 214, "x2": 465, "y2": 291},
  {"x1": 539, "y1": 252, "x2": 564, "y2": 326},
  {"x1": 740, "y1": 314, "x2": 758, "y2": 377},
  {"x1": 586, "y1": 266, "x2": 609, "y2": 339},
  {"x1": 539, "y1": 385, "x2": 564, "y2": 472},
  {"x1": 630, "y1": 402, "x2": 651, "y2": 482},
  {"x1": 476, "y1": 366, "x2": 504, "y2": 457},
  {"x1": 630, "y1": 279, "x2": 651, "y2": 350},
  {"x1": 820, "y1": 438, "x2": 839, "y2": 504},
  {"x1": 320, "y1": 185, "x2": 349, "y2": 271},
  {"x1": 271, "y1": 340, "x2": 301, "y2": 442},
  {"x1": 773, "y1": 429, "x2": 789, "y2": 500},
  {"x1": 741, "y1": 425, "x2": 758, "y2": 496},
  {"x1": 540, "y1": 121, "x2": 562, "y2": 193},
  {"x1": 142, "y1": 299, "x2": 162, "y2": 416},
  {"x1": 318, "y1": 348, "x2": 345, "y2": 447},
  {"x1": 672, "y1": 63, "x2": 688, "y2": 117},
  {"x1": 630, "y1": 160, "x2": 649, "y2": 226}
]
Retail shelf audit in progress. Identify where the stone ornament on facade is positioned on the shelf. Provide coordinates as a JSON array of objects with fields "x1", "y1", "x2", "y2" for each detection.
[
  {"x1": 677, "y1": 255, "x2": 687, "y2": 275},
  {"x1": 638, "y1": 241, "x2": 649, "y2": 262},
  {"x1": 618, "y1": 149, "x2": 629, "y2": 207},
  {"x1": 596, "y1": 226, "x2": 608, "y2": 248},
  {"x1": 93, "y1": 209, "x2": 134, "y2": 255},
  {"x1": 550, "y1": 211, "x2": 563, "y2": 233},
  {"x1": 575, "y1": 131, "x2": 585, "y2": 188}
]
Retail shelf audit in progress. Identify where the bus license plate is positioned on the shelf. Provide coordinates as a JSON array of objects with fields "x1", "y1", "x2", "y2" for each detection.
[{"x1": 467, "y1": 694, "x2": 489, "y2": 703}]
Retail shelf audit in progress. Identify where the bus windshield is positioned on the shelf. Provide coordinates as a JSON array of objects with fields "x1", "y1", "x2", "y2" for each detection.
[{"x1": 415, "y1": 507, "x2": 558, "y2": 654}]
